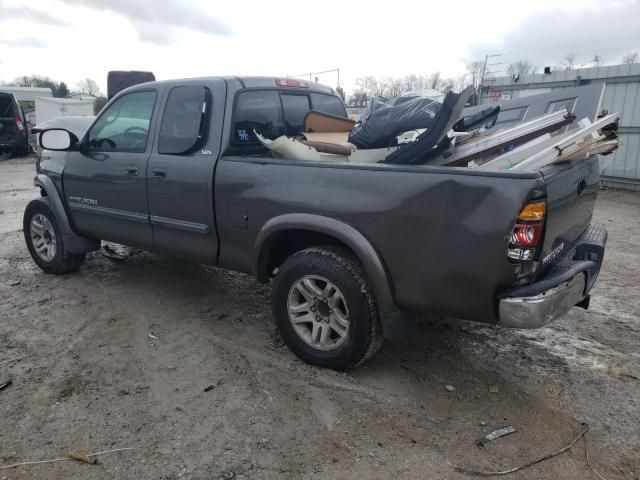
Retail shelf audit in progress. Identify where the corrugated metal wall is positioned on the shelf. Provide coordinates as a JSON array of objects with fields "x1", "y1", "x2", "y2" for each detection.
[
  {"x1": 600, "y1": 79, "x2": 640, "y2": 188},
  {"x1": 480, "y1": 64, "x2": 640, "y2": 190}
]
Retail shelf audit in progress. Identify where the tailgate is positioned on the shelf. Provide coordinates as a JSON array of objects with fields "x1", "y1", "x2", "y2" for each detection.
[{"x1": 538, "y1": 156, "x2": 599, "y2": 268}]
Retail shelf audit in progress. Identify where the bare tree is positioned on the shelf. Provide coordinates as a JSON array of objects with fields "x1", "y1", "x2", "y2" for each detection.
[
  {"x1": 562, "y1": 54, "x2": 576, "y2": 70},
  {"x1": 76, "y1": 78, "x2": 102, "y2": 96},
  {"x1": 466, "y1": 61, "x2": 484, "y2": 91},
  {"x1": 452, "y1": 73, "x2": 470, "y2": 93},
  {"x1": 427, "y1": 71, "x2": 442, "y2": 90},
  {"x1": 592, "y1": 55, "x2": 602, "y2": 67},
  {"x1": 439, "y1": 78, "x2": 454, "y2": 94},
  {"x1": 347, "y1": 90, "x2": 368, "y2": 107},
  {"x1": 507, "y1": 60, "x2": 536, "y2": 77},
  {"x1": 384, "y1": 77, "x2": 406, "y2": 100},
  {"x1": 622, "y1": 51, "x2": 639, "y2": 64}
]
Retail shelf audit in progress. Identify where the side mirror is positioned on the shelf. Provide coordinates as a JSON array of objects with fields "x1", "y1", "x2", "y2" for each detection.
[{"x1": 39, "y1": 129, "x2": 79, "y2": 151}]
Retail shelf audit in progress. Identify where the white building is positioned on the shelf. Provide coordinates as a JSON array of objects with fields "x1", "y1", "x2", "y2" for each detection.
[
  {"x1": 0, "y1": 86, "x2": 52, "y2": 102},
  {"x1": 480, "y1": 63, "x2": 640, "y2": 191},
  {"x1": 68, "y1": 92, "x2": 97, "y2": 102}
]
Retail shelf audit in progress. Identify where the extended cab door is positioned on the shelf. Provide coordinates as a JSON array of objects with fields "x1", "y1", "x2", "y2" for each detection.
[
  {"x1": 146, "y1": 80, "x2": 226, "y2": 262},
  {"x1": 63, "y1": 89, "x2": 159, "y2": 248}
]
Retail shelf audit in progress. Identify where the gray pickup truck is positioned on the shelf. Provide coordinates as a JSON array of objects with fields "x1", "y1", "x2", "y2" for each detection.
[{"x1": 24, "y1": 76, "x2": 607, "y2": 370}]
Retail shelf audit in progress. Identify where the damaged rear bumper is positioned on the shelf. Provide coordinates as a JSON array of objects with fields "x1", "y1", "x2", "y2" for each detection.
[{"x1": 498, "y1": 223, "x2": 607, "y2": 329}]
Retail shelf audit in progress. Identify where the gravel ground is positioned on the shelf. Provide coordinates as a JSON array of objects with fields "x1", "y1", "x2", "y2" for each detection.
[{"x1": 1, "y1": 156, "x2": 638, "y2": 480}]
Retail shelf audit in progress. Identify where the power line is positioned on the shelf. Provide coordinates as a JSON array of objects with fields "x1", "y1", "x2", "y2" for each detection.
[{"x1": 495, "y1": 33, "x2": 640, "y2": 57}]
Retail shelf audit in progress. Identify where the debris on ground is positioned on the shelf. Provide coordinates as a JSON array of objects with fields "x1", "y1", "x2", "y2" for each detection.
[
  {"x1": 0, "y1": 354, "x2": 31, "y2": 365},
  {"x1": 101, "y1": 245, "x2": 127, "y2": 262},
  {"x1": 488, "y1": 385, "x2": 499, "y2": 394},
  {"x1": 7, "y1": 279, "x2": 20, "y2": 286},
  {"x1": 204, "y1": 384, "x2": 215, "y2": 392},
  {"x1": 459, "y1": 423, "x2": 589, "y2": 476},
  {"x1": 445, "y1": 385, "x2": 456, "y2": 392},
  {"x1": 0, "y1": 447, "x2": 135, "y2": 471},
  {"x1": 476, "y1": 425, "x2": 517, "y2": 447},
  {"x1": 0, "y1": 378, "x2": 12, "y2": 391},
  {"x1": 148, "y1": 332, "x2": 159, "y2": 341},
  {"x1": 67, "y1": 451, "x2": 98, "y2": 464}
]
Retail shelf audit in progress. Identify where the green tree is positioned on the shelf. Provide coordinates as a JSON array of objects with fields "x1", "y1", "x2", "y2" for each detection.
[{"x1": 55, "y1": 82, "x2": 69, "y2": 98}]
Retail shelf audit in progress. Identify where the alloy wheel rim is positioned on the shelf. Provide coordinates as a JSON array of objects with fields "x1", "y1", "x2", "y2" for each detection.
[
  {"x1": 287, "y1": 275, "x2": 351, "y2": 351},
  {"x1": 30, "y1": 214, "x2": 57, "y2": 262}
]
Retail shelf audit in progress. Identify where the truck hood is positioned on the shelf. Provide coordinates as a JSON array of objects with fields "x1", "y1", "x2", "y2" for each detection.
[{"x1": 32, "y1": 116, "x2": 95, "y2": 140}]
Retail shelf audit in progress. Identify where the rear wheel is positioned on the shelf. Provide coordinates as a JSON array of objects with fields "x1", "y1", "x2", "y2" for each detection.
[
  {"x1": 272, "y1": 246, "x2": 383, "y2": 370},
  {"x1": 23, "y1": 198, "x2": 85, "y2": 274}
]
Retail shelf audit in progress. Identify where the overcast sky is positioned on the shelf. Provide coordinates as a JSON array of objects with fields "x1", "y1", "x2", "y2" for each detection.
[{"x1": 1, "y1": 0, "x2": 639, "y2": 95}]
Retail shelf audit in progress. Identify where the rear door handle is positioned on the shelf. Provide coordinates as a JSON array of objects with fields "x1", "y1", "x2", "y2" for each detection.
[
  {"x1": 125, "y1": 165, "x2": 139, "y2": 176},
  {"x1": 151, "y1": 167, "x2": 167, "y2": 178}
]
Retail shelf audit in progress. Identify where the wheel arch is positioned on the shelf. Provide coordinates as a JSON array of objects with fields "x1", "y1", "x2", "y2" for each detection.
[
  {"x1": 254, "y1": 213, "x2": 396, "y2": 313},
  {"x1": 32, "y1": 174, "x2": 100, "y2": 254},
  {"x1": 34, "y1": 174, "x2": 74, "y2": 236}
]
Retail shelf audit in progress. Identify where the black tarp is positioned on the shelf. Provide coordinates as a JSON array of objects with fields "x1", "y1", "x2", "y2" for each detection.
[
  {"x1": 349, "y1": 93, "x2": 441, "y2": 149},
  {"x1": 380, "y1": 87, "x2": 473, "y2": 165}
]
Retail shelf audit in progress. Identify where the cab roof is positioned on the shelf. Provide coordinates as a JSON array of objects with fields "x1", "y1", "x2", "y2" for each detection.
[{"x1": 125, "y1": 76, "x2": 335, "y2": 95}]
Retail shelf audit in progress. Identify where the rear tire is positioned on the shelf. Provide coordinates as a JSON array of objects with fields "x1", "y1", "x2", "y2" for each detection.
[
  {"x1": 272, "y1": 246, "x2": 383, "y2": 370},
  {"x1": 23, "y1": 198, "x2": 85, "y2": 274}
]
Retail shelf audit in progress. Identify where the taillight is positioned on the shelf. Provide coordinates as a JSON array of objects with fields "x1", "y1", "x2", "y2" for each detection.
[
  {"x1": 15, "y1": 118, "x2": 24, "y2": 132},
  {"x1": 507, "y1": 201, "x2": 546, "y2": 261},
  {"x1": 275, "y1": 78, "x2": 309, "y2": 88}
]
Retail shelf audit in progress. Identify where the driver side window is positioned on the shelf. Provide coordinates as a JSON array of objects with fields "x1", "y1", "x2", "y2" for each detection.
[{"x1": 87, "y1": 90, "x2": 157, "y2": 152}]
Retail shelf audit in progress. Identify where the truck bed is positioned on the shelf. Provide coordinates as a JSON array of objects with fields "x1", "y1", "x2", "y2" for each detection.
[{"x1": 216, "y1": 152, "x2": 595, "y2": 323}]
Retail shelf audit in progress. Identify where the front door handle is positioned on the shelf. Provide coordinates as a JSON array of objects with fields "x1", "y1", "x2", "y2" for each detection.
[
  {"x1": 125, "y1": 165, "x2": 139, "y2": 176},
  {"x1": 151, "y1": 167, "x2": 167, "y2": 178}
]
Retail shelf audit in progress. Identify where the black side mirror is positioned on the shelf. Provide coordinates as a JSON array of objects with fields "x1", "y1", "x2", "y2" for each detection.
[{"x1": 39, "y1": 129, "x2": 79, "y2": 151}]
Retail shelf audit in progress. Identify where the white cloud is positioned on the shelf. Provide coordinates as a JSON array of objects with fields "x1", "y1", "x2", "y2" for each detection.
[
  {"x1": 56, "y1": 0, "x2": 232, "y2": 43},
  {"x1": 1, "y1": 37, "x2": 46, "y2": 48}
]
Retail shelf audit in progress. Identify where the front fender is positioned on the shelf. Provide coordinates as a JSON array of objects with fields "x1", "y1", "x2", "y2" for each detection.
[
  {"x1": 254, "y1": 213, "x2": 396, "y2": 313},
  {"x1": 33, "y1": 174, "x2": 100, "y2": 254}
]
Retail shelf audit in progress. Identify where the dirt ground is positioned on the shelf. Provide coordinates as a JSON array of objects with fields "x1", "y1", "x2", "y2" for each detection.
[{"x1": 1, "y1": 155, "x2": 638, "y2": 480}]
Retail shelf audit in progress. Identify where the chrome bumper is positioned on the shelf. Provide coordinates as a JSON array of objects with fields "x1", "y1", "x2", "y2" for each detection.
[{"x1": 499, "y1": 273, "x2": 586, "y2": 329}]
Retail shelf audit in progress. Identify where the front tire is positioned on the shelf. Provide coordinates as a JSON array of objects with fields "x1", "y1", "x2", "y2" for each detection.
[
  {"x1": 23, "y1": 198, "x2": 85, "y2": 274},
  {"x1": 272, "y1": 246, "x2": 383, "y2": 370}
]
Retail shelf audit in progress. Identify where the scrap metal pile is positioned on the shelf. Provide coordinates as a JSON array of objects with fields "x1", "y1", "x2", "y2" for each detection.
[{"x1": 257, "y1": 83, "x2": 619, "y2": 171}]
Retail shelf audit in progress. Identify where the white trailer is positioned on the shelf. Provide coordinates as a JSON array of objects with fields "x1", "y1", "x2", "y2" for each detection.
[{"x1": 35, "y1": 97, "x2": 95, "y2": 125}]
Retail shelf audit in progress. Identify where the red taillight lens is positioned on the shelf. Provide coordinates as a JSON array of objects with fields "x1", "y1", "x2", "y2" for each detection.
[
  {"x1": 511, "y1": 222, "x2": 543, "y2": 247},
  {"x1": 508, "y1": 200, "x2": 546, "y2": 261},
  {"x1": 15, "y1": 118, "x2": 24, "y2": 132}
]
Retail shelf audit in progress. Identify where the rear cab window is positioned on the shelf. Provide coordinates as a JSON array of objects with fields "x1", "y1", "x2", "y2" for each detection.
[
  {"x1": 231, "y1": 89, "x2": 347, "y2": 146},
  {"x1": 281, "y1": 93, "x2": 311, "y2": 136},
  {"x1": 310, "y1": 93, "x2": 347, "y2": 117},
  {"x1": 233, "y1": 91, "x2": 284, "y2": 144}
]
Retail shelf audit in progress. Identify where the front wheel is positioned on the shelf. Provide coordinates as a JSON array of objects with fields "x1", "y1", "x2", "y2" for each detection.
[
  {"x1": 23, "y1": 198, "x2": 85, "y2": 274},
  {"x1": 272, "y1": 246, "x2": 383, "y2": 370}
]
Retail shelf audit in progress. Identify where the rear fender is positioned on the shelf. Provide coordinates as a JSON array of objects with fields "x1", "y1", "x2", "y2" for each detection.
[{"x1": 254, "y1": 213, "x2": 396, "y2": 314}]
